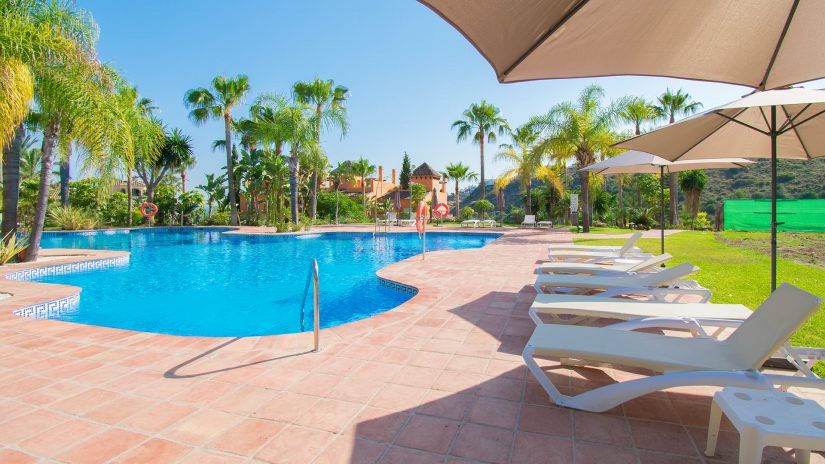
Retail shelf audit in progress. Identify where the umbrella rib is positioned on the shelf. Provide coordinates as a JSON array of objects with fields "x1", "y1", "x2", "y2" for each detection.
[
  {"x1": 780, "y1": 107, "x2": 825, "y2": 134},
  {"x1": 778, "y1": 103, "x2": 811, "y2": 132},
  {"x1": 714, "y1": 111, "x2": 771, "y2": 136},
  {"x1": 758, "y1": 0, "x2": 800, "y2": 90},
  {"x1": 779, "y1": 106, "x2": 814, "y2": 160},
  {"x1": 670, "y1": 109, "x2": 748, "y2": 161},
  {"x1": 500, "y1": 0, "x2": 591, "y2": 80},
  {"x1": 758, "y1": 107, "x2": 772, "y2": 132}
]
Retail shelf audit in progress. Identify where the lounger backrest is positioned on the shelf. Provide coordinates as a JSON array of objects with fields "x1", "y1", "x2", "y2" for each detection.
[
  {"x1": 724, "y1": 284, "x2": 822, "y2": 369},
  {"x1": 388, "y1": 212, "x2": 397, "y2": 221},
  {"x1": 618, "y1": 231, "x2": 643, "y2": 256},
  {"x1": 524, "y1": 215, "x2": 536, "y2": 224},
  {"x1": 627, "y1": 253, "x2": 672, "y2": 272},
  {"x1": 637, "y1": 262, "x2": 697, "y2": 286}
]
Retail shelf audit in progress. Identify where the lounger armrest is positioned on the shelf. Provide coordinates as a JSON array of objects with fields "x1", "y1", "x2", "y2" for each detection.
[{"x1": 598, "y1": 286, "x2": 713, "y2": 303}]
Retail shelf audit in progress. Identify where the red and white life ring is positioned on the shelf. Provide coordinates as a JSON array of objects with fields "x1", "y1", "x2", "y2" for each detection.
[
  {"x1": 415, "y1": 201, "x2": 429, "y2": 234},
  {"x1": 140, "y1": 202, "x2": 159, "y2": 218},
  {"x1": 433, "y1": 202, "x2": 450, "y2": 219}
]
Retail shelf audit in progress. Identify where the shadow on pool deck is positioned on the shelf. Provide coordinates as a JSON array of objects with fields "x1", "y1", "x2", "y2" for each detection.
[
  {"x1": 345, "y1": 290, "x2": 807, "y2": 464},
  {"x1": 164, "y1": 337, "x2": 313, "y2": 379}
]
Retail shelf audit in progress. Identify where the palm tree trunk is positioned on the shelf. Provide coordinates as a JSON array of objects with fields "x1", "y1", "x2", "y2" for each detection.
[
  {"x1": 525, "y1": 181, "x2": 532, "y2": 215},
  {"x1": 26, "y1": 119, "x2": 60, "y2": 263},
  {"x1": 617, "y1": 178, "x2": 624, "y2": 227},
  {"x1": 2, "y1": 124, "x2": 24, "y2": 244},
  {"x1": 479, "y1": 136, "x2": 485, "y2": 200},
  {"x1": 578, "y1": 169, "x2": 590, "y2": 233},
  {"x1": 127, "y1": 172, "x2": 133, "y2": 226},
  {"x1": 454, "y1": 181, "x2": 460, "y2": 218},
  {"x1": 669, "y1": 173, "x2": 678, "y2": 226},
  {"x1": 181, "y1": 169, "x2": 187, "y2": 193},
  {"x1": 289, "y1": 151, "x2": 299, "y2": 224},
  {"x1": 310, "y1": 173, "x2": 318, "y2": 221},
  {"x1": 224, "y1": 114, "x2": 239, "y2": 226},
  {"x1": 59, "y1": 144, "x2": 70, "y2": 207}
]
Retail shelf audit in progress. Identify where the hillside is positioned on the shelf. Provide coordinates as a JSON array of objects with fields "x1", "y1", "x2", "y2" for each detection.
[{"x1": 452, "y1": 159, "x2": 825, "y2": 213}]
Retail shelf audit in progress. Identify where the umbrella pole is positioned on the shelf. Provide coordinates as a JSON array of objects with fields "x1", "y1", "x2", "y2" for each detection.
[
  {"x1": 770, "y1": 106, "x2": 778, "y2": 292},
  {"x1": 660, "y1": 166, "x2": 665, "y2": 258}
]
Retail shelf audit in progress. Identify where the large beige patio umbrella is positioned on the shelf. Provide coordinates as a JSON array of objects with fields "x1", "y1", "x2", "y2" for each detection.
[
  {"x1": 420, "y1": 0, "x2": 825, "y2": 89},
  {"x1": 582, "y1": 151, "x2": 753, "y2": 256},
  {"x1": 614, "y1": 88, "x2": 825, "y2": 290}
]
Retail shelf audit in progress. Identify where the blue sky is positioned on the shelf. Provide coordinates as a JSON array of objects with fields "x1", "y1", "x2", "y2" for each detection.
[{"x1": 78, "y1": 0, "x2": 818, "y2": 189}]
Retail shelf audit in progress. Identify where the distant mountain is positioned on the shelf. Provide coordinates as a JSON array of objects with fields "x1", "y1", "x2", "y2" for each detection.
[{"x1": 450, "y1": 159, "x2": 825, "y2": 213}]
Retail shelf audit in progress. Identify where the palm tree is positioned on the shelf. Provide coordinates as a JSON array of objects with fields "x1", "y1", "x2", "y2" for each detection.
[
  {"x1": 184, "y1": 74, "x2": 250, "y2": 226},
  {"x1": 529, "y1": 85, "x2": 622, "y2": 232},
  {"x1": 101, "y1": 86, "x2": 164, "y2": 226},
  {"x1": 351, "y1": 157, "x2": 376, "y2": 208},
  {"x1": 678, "y1": 169, "x2": 708, "y2": 219},
  {"x1": 330, "y1": 161, "x2": 355, "y2": 224},
  {"x1": 654, "y1": 88, "x2": 703, "y2": 226},
  {"x1": 452, "y1": 101, "x2": 510, "y2": 200},
  {"x1": 135, "y1": 128, "x2": 194, "y2": 207},
  {"x1": 293, "y1": 78, "x2": 349, "y2": 221},
  {"x1": 18, "y1": 133, "x2": 40, "y2": 181},
  {"x1": 444, "y1": 162, "x2": 478, "y2": 217},
  {"x1": 25, "y1": 15, "x2": 131, "y2": 262},
  {"x1": 536, "y1": 163, "x2": 565, "y2": 224},
  {"x1": 495, "y1": 124, "x2": 541, "y2": 214},
  {"x1": 279, "y1": 102, "x2": 317, "y2": 223},
  {"x1": 620, "y1": 97, "x2": 657, "y2": 136},
  {"x1": 197, "y1": 173, "x2": 226, "y2": 217}
]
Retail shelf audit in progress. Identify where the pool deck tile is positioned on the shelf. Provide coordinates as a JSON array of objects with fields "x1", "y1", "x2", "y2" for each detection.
[{"x1": 0, "y1": 225, "x2": 823, "y2": 463}]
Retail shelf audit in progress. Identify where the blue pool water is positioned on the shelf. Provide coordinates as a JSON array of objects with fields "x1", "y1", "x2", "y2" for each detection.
[{"x1": 33, "y1": 228, "x2": 498, "y2": 336}]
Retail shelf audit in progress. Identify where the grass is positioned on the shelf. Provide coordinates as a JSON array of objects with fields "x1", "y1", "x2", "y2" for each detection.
[{"x1": 573, "y1": 231, "x2": 825, "y2": 350}]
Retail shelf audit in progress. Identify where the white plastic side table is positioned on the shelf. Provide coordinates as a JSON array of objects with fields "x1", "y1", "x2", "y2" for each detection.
[{"x1": 706, "y1": 387, "x2": 825, "y2": 464}]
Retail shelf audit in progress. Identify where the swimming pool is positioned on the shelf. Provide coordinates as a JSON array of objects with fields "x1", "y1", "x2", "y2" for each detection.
[{"x1": 27, "y1": 228, "x2": 499, "y2": 336}]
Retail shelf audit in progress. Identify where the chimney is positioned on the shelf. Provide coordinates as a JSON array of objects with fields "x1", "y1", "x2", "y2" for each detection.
[
  {"x1": 441, "y1": 175, "x2": 447, "y2": 193},
  {"x1": 378, "y1": 165, "x2": 383, "y2": 183},
  {"x1": 391, "y1": 168, "x2": 396, "y2": 185}
]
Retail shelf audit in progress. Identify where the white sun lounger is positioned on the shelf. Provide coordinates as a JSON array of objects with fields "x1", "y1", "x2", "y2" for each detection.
[
  {"x1": 377, "y1": 212, "x2": 397, "y2": 226},
  {"x1": 521, "y1": 215, "x2": 537, "y2": 227},
  {"x1": 528, "y1": 293, "x2": 819, "y2": 378},
  {"x1": 534, "y1": 262, "x2": 699, "y2": 295},
  {"x1": 461, "y1": 220, "x2": 479, "y2": 228},
  {"x1": 548, "y1": 237, "x2": 645, "y2": 262},
  {"x1": 397, "y1": 218, "x2": 416, "y2": 226},
  {"x1": 479, "y1": 219, "x2": 496, "y2": 228},
  {"x1": 523, "y1": 284, "x2": 824, "y2": 412},
  {"x1": 536, "y1": 253, "x2": 672, "y2": 276},
  {"x1": 550, "y1": 231, "x2": 642, "y2": 252}
]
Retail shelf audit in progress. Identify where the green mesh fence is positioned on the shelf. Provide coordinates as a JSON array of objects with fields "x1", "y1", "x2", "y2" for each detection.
[{"x1": 724, "y1": 199, "x2": 825, "y2": 232}]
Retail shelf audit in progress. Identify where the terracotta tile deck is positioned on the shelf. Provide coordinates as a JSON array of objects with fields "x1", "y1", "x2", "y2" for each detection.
[{"x1": 0, "y1": 225, "x2": 821, "y2": 463}]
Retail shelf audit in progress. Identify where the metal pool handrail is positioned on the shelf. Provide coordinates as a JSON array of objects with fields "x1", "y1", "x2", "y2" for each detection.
[{"x1": 299, "y1": 258, "x2": 320, "y2": 352}]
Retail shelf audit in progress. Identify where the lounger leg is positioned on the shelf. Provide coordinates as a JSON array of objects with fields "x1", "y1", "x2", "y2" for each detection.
[
  {"x1": 522, "y1": 345, "x2": 569, "y2": 407},
  {"x1": 737, "y1": 427, "x2": 764, "y2": 464},
  {"x1": 705, "y1": 400, "x2": 722, "y2": 457}
]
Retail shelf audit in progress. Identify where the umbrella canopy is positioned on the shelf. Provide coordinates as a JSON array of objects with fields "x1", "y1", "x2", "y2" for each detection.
[
  {"x1": 581, "y1": 151, "x2": 753, "y2": 254},
  {"x1": 582, "y1": 151, "x2": 754, "y2": 175},
  {"x1": 420, "y1": 0, "x2": 825, "y2": 89},
  {"x1": 614, "y1": 88, "x2": 825, "y2": 161},
  {"x1": 613, "y1": 88, "x2": 825, "y2": 291}
]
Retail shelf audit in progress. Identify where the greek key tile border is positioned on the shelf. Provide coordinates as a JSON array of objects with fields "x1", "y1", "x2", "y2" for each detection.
[
  {"x1": 377, "y1": 277, "x2": 418, "y2": 296},
  {"x1": 13, "y1": 292, "x2": 81, "y2": 319},
  {"x1": 4, "y1": 255, "x2": 130, "y2": 281}
]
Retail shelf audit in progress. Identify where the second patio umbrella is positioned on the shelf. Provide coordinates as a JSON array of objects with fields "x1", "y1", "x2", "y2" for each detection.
[
  {"x1": 582, "y1": 151, "x2": 753, "y2": 255},
  {"x1": 614, "y1": 87, "x2": 825, "y2": 290}
]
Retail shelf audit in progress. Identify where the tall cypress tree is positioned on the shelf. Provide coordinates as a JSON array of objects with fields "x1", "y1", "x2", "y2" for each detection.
[{"x1": 399, "y1": 152, "x2": 411, "y2": 190}]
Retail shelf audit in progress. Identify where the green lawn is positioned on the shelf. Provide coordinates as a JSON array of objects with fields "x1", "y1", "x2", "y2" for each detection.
[{"x1": 573, "y1": 231, "x2": 825, "y2": 349}]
